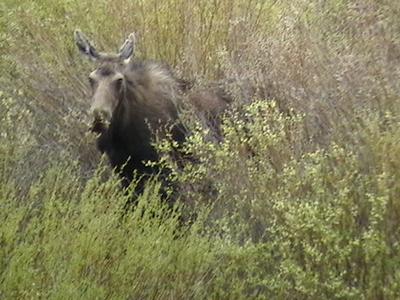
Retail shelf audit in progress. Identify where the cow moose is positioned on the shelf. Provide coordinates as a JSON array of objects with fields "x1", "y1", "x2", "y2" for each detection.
[{"x1": 74, "y1": 30, "x2": 230, "y2": 202}]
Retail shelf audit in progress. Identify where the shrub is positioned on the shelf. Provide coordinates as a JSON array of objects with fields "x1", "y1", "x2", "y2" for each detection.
[{"x1": 1, "y1": 0, "x2": 400, "y2": 298}]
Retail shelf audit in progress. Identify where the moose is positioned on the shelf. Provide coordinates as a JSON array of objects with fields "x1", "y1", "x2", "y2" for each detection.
[{"x1": 74, "y1": 30, "x2": 230, "y2": 201}]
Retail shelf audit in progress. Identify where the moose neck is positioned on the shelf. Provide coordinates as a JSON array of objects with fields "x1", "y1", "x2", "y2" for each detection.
[{"x1": 104, "y1": 82, "x2": 157, "y2": 159}]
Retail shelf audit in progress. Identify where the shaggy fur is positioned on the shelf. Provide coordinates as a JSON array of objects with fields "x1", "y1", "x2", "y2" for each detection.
[
  {"x1": 95, "y1": 61, "x2": 186, "y2": 194},
  {"x1": 75, "y1": 31, "x2": 230, "y2": 200}
]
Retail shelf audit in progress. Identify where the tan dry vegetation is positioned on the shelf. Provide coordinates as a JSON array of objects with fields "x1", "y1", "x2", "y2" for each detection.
[{"x1": 1, "y1": 0, "x2": 400, "y2": 299}]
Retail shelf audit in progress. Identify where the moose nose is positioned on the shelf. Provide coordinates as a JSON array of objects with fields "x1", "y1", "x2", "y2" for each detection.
[{"x1": 91, "y1": 108, "x2": 111, "y2": 125}]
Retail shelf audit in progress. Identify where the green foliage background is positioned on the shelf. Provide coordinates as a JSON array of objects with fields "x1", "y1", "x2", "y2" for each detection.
[{"x1": 1, "y1": 0, "x2": 400, "y2": 299}]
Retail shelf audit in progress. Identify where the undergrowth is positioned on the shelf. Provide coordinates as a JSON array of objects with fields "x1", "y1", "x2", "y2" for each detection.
[{"x1": 1, "y1": 0, "x2": 400, "y2": 299}]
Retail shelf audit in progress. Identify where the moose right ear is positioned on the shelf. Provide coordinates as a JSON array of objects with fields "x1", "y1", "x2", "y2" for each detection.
[
  {"x1": 74, "y1": 30, "x2": 100, "y2": 61},
  {"x1": 118, "y1": 32, "x2": 136, "y2": 61}
]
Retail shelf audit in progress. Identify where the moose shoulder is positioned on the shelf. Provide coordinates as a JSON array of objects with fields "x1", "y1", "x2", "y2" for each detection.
[{"x1": 74, "y1": 30, "x2": 230, "y2": 198}]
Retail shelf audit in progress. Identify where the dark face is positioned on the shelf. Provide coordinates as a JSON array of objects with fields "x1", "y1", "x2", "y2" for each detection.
[
  {"x1": 88, "y1": 63, "x2": 126, "y2": 133},
  {"x1": 74, "y1": 30, "x2": 136, "y2": 133}
]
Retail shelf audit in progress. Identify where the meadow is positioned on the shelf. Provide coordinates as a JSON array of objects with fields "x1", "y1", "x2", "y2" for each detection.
[{"x1": 1, "y1": 0, "x2": 400, "y2": 299}]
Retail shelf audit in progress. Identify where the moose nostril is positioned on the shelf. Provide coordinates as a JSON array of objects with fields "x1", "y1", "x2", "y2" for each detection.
[{"x1": 92, "y1": 109, "x2": 111, "y2": 124}]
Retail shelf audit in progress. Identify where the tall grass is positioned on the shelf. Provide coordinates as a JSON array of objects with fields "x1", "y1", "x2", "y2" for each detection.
[
  {"x1": 0, "y1": 160, "x2": 233, "y2": 299},
  {"x1": 1, "y1": 0, "x2": 400, "y2": 298}
]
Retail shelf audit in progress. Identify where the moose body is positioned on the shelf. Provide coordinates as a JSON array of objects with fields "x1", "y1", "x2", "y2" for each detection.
[{"x1": 75, "y1": 31, "x2": 229, "y2": 199}]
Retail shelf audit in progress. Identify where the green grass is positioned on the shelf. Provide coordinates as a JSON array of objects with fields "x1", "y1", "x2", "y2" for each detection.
[{"x1": 1, "y1": 0, "x2": 400, "y2": 299}]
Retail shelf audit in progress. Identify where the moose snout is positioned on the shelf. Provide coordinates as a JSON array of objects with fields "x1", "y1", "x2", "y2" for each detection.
[
  {"x1": 90, "y1": 106, "x2": 112, "y2": 133},
  {"x1": 91, "y1": 107, "x2": 111, "y2": 123}
]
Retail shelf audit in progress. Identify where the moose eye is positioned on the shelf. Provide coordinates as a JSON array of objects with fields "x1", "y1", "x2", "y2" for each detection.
[
  {"x1": 115, "y1": 77, "x2": 124, "y2": 88},
  {"x1": 88, "y1": 77, "x2": 96, "y2": 87}
]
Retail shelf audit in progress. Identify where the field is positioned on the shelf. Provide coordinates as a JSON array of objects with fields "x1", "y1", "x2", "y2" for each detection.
[{"x1": 1, "y1": 0, "x2": 400, "y2": 299}]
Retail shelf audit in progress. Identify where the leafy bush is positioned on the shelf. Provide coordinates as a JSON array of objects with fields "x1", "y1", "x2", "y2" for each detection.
[{"x1": 1, "y1": 0, "x2": 400, "y2": 299}]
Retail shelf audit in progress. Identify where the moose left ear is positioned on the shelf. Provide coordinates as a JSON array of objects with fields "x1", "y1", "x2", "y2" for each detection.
[
  {"x1": 118, "y1": 33, "x2": 136, "y2": 61},
  {"x1": 74, "y1": 30, "x2": 100, "y2": 61}
]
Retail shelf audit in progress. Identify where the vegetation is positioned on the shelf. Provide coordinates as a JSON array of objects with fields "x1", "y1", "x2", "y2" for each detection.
[{"x1": 1, "y1": 0, "x2": 400, "y2": 299}]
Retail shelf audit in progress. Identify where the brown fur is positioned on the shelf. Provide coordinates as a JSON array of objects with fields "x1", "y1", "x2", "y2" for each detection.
[{"x1": 75, "y1": 30, "x2": 230, "y2": 200}]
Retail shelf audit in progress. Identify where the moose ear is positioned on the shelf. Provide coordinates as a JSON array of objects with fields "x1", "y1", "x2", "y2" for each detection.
[
  {"x1": 74, "y1": 30, "x2": 100, "y2": 61},
  {"x1": 118, "y1": 33, "x2": 136, "y2": 61}
]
